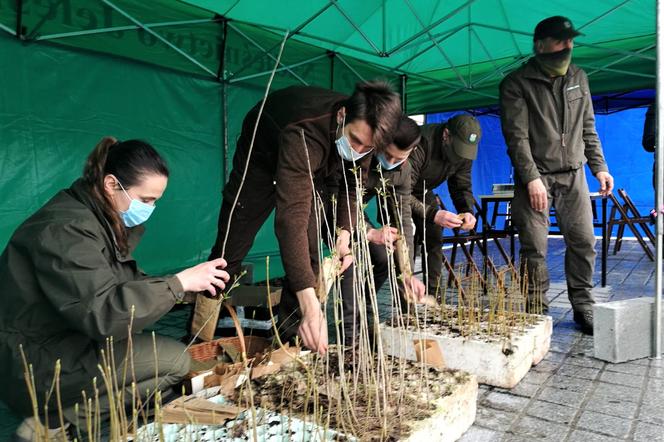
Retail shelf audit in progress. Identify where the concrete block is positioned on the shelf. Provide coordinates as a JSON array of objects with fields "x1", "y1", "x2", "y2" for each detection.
[
  {"x1": 593, "y1": 297, "x2": 664, "y2": 363},
  {"x1": 380, "y1": 316, "x2": 552, "y2": 389}
]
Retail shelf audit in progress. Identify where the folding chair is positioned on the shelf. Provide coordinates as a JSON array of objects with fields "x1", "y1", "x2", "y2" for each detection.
[
  {"x1": 607, "y1": 189, "x2": 655, "y2": 261},
  {"x1": 470, "y1": 197, "x2": 515, "y2": 269},
  {"x1": 435, "y1": 196, "x2": 489, "y2": 288}
]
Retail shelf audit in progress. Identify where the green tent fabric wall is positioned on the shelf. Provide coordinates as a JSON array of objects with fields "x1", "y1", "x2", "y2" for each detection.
[{"x1": 0, "y1": 32, "x2": 224, "y2": 275}]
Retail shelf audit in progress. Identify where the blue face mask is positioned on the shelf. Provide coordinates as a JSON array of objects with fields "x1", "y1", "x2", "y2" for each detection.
[
  {"x1": 335, "y1": 115, "x2": 372, "y2": 162},
  {"x1": 376, "y1": 152, "x2": 406, "y2": 171},
  {"x1": 116, "y1": 179, "x2": 155, "y2": 227}
]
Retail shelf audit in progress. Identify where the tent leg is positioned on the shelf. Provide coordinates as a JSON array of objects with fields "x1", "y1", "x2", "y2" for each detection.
[
  {"x1": 400, "y1": 74, "x2": 408, "y2": 112},
  {"x1": 15, "y1": 0, "x2": 23, "y2": 38},
  {"x1": 656, "y1": 0, "x2": 663, "y2": 359}
]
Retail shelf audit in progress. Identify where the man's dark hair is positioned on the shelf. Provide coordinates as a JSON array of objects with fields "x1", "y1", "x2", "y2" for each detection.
[
  {"x1": 392, "y1": 115, "x2": 421, "y2": 151},
  {"x1": 345, "y1": 81, "x2": 402, "y2": 151}
]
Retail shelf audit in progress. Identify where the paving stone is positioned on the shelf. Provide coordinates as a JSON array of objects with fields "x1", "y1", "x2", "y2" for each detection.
[
  {"x1": 638, "y1": 402, "x2": 664, "y2": 426},
  {"x1": 537, "y1": 386, "x2": 587, "y2": 408},
  {"x1": 543, "y1": 351, "x2": 567, "y2": 364},
  {"x1": 556, "y1": 364, "x2": 601, "y2": 380},
  {"x1": 532, "y1": 360, "x2": 561, "y2": 374},
  {"x1": 482, "y1": 392, "x2": 530, "y2": 413},
  {"x1": 458, "y1": 426, "x2": 504, "y2": 442},
  {"x1": 626, "y1": 357, "x2": 652, "y2": 366},
  {"x1": 633, "y1": 421, "x2": 664, "y2": 441},
  {"x1": 545, "y1": 374, "x2": 594, "y2": 394},
  {"x1": 500, "y1": 434, "x2": 533, "y2": 442},
  {"x1": 567, "y1": 429, "x2": 622, "y2": 442},
  {"x1": 575, "y1": 410, "x2": 631, "y2": 438},
  {"x1": 475, "y1": 407, "x2": 517, "y2": 432},
  {"x1": 550, "y1": 340, "x2": 576, "y2": 353},
  {"x1": 507, "y1": 416, "x2": 568, "y2": 441},
  {"x1": 520, "y1": 370, "x2": 552, "y2": 385},
  {"x1": 584, "y1": 393, "x2": 638, "y2": 419},
  {"x1": 503, "y1": 382, "x2": 540, "y2": 398},
  {"x1": 592, "y1": 381, "x2": 642, "y2": 402},
  {"x1": 599, "y1": 370, "x2": 646, "y2": 388},
  {"x1": 651, "y1": 364, "x2": 664, "y2": 379},
  {"x1": 604, "y1": 361, "x2": 649, "y2": 376},
  {"x1": 524, "y1": 400, "x2": 576, "y2": 425},
  {"x1": 566, "y1": 354, "x2": 605, "y2": 369},
  {"x1": 648, "y1": 377, "x2": 664, "y2": 391}
]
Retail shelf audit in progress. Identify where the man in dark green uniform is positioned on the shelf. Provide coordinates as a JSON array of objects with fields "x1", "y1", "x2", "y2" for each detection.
[
  {"x1": 500, "y1": 16, "x2": 614, "y2": 334},
  {"x1": 409, "y1": 114, "x2": 482, "y2": 295}
]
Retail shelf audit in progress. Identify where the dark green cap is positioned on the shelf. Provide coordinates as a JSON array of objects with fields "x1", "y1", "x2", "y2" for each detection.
[{"x1": 448, "y1": 114, "x2": 482, "y2": 160}]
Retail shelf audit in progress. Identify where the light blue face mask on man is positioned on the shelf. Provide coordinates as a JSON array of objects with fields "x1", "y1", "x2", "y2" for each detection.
[
  {"x1": 116, "y1": 179, "x2": 155, "y2": 227},
  {"x1": 335, "y1": 115, "x2": 372, "y2": 162},
  {"x1": 376, "y1": 152, "x2": 406, "y2": 171}
]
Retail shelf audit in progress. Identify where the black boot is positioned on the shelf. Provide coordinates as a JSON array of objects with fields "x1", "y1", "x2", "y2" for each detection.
[{"x1": 573, "y1": 310, "x2": 594, "y2": 335}]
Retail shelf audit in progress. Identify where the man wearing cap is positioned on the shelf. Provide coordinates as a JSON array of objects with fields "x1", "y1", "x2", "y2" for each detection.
[
  {"x1": 409, "y1": 114, "x2": 482, "y2": 296},
  {"x1": 500, "y1": 16, "x2": 614, "y2": 334}
]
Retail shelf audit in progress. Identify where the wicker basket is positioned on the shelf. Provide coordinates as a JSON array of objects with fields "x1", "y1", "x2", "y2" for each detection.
[{"x1": 187, "y1": 304, "x2": 270, "y2": 363}]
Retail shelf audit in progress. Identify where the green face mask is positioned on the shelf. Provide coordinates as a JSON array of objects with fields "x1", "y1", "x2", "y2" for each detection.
[{"x1": 536, "y1": 47, "x2": 572, "y2": 77}]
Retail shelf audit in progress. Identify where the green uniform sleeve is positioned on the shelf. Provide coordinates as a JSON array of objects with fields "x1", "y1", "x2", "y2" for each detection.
[
  {"x1": 449, "y1": 160, "x2": 475, "y2": 214},
  {"x1": 408, "y1": 145, "x2": 437, "y2": 222},
  {"x1": 580, "y1": 71, "x2": 609, "y2": 175},
  {"x1": 33, "y1": 222, "x2": 180, "y2": 342},
  {"x1": 500, "y1": 76, "x2": 541, "y2": 184}
]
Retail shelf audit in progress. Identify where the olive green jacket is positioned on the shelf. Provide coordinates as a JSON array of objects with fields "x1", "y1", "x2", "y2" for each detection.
[
  {"x1": 409, "y1": 123, "x2": 475, "y2": 222},
  {"x1": 0, "y1": 179, "x2": 183, "y2": 416},
  {"x1": 500, "y1": 58, "x2": 609, "y2": 185}
]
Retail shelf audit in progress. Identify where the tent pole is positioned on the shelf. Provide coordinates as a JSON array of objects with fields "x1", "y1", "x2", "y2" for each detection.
[
  {"x1": 655, "y1": 0, "x2": 663, "y2": 359},
  {"x1": 217, "y1": 17, "x2": 230, "y2": 183},
  {"x1": 228, "y1": 22, "x2": 308, "y2": 85},
  {"x1": 228, "y1": 1, "x2": 333, "y2": 79},
  {"x1": 403, "y1": 0, "x2": 468, "y2": 87},
  {"x1": 586, "y1": 44, "x2": 656, "y2": 78},
  {"x1": 0, "y1": 23, "x2": 13, "y2": 35},
  {"x1": 497, "y1": 1, "x2": 522, "y2": 55},
  {"x1": 332, "y1": 0, "x2": 383, "y2": 56},
  {"x1": 387, "y1": 0, "x2": 476, "y2": 56},
  {"x1": 100, "y1": 0, "x2": 216, "y2": 77},
  {"x1": 577, "y1": 0, "x2": 630, "y2": 31},
  {"x1": 36, "y1": 18, "x2": 218, "y2": 41},
  {"x1": 392, "y1": 24, "x2": 468, "y2": 71},
  {"x1": 24, "y1": 0, "x2": 64, "y2": 40},
  {"x1": 335, "y1": 54, "x2": 367, "y2": 83},
  {"x1": 400, "y1": 74, "x2": 408, "y2": 113},
  {"x1": 229, "y1": 53, "x2": 328, "y2": 84},
  {"x1": 328, "y1": 51, "x2": 335, "y2": 89},
  {"x1": 15, "y1": 0, "x2": 23, "y2": 39},
  {"x1": 470, "y1": 27, "x2": 502, "y2": 74}
]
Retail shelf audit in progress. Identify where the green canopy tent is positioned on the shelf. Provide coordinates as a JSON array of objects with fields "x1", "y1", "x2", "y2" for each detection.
[{"x1": 0, "y1": 0, "x2": 656, "y2": 281}]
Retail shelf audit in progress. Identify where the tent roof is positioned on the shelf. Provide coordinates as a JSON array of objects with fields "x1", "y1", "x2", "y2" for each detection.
[{"x1": 0, "y1": 0, "x2": 655, "y2": 113}]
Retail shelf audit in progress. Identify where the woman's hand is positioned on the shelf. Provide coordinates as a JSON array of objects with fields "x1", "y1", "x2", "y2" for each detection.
[{"x1": 176, "y1": 258, "x2": 230, "y2": 297}]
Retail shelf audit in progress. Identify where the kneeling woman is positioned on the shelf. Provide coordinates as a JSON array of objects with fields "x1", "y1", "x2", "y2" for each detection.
[{"x1": 0, "y1": 137, "x2": 229, "y2": 437}]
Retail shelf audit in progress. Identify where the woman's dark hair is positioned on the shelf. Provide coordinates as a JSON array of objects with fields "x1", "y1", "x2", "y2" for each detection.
[
  {"x1": 345, "y1": 81, "x2": 402, "y2": 151},
  {"x1": 392, "y1": 115, "x2": 421, "y2": 151},
  {"x1": 82, "y1": 136, "x2": 169, "y2": 254}
]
